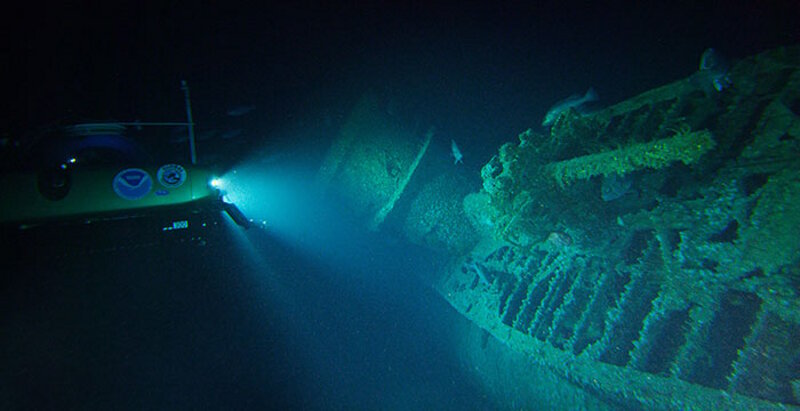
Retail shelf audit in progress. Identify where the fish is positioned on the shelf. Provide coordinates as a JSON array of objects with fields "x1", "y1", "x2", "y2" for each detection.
[
  {"x1": 451, "y1": 139, "x2": 463, "y2": 164},
  {"x1": 542, "y1": 88, "x2": 598, "y2": 127},
  {"x1": 601, "y1": 172, "x2": 634, "y2": 201},
  {"x1": 698, "y1": 48, "x2": 731, "y2": 92},
  {"x1": 226, "y1": 105, "x2": 256, "y2": 116}
]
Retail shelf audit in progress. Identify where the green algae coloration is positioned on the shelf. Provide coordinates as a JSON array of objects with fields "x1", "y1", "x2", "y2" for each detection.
[
  {"x1": 437, "y1": 46, "x2": 800, "y2": 409},
  {"x1": 549, "y1": 128, "x2": 716, "y2": 186}
]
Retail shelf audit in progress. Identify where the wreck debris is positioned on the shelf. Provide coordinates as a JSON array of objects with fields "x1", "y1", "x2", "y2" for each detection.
[
  {"x1": 435, "y1": 46, "x2": 800, "y2": 409},
  {"x1": 549, "y1": 127, "x2": 716, "y2": 186},
  {"x1": 316, "y1": 93, "x2": 433, "y2": 231}
]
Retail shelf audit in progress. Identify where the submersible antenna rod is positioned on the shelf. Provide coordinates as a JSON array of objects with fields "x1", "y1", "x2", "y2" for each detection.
[{"x1": 181, "y1": 80, "x2": 197, "y2": 165}]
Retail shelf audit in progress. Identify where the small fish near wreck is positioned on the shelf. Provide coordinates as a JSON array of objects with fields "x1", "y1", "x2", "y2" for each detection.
[
  {"x1": 696, "y1": 48, "x2": 732, "y2": 93},
  {"x1": 451, "y1": 139, "x2": 463, "y2": 164},
  {"x1": 542, "y1": 87, "x2": 598, "y2": 127}
]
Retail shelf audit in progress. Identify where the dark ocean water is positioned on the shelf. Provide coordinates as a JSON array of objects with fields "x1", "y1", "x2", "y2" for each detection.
[{"x1": 1, "y1": 215, "x2": 492, "y2": 410}]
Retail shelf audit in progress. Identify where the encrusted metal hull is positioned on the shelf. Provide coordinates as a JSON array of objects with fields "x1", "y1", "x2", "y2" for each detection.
[
  {"x1": 439, "y1": 240, "x2": 797, "y2": 410},
  {"x1": 428, "y1": 46, "x2": 800, "y2": 410},
  {"x1": 320, "y1": 47, "x2": 800, "y2": 409}
]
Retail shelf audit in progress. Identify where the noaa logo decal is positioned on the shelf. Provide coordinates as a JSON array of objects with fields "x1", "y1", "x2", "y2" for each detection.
[
  {"x1": 157, "y1": 164, "x2": 187, "y2": 188},
  {"x1": 113, "y1": 168, "x2": 152, "y2": 200}
]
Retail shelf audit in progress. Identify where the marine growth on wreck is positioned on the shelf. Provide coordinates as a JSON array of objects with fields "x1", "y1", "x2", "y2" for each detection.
[{"x1": 413, "y1": 46, "x2": 800, "y2": 410}]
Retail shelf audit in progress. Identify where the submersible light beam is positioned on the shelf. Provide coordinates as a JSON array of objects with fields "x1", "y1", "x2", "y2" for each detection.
[{"x1": 222, "y1": 201, "x2": 252, "y2": 229}]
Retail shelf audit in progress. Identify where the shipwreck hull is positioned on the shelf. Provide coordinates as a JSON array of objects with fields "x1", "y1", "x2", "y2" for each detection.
[
  {"x1": 431, "y1": 46, "x2": 800, "y2": 410},
  {"x1": 319, "y1": 46, "x2": 800, "y2": 410},
  {"x1": 439, "y1": 241, "x2": 797, "y2": 410}
]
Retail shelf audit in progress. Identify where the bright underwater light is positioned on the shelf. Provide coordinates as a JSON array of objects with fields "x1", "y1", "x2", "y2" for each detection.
[
  {"x1": 209, "y1": 177, "x2": 223, "y2": 189},
  {"x1": 215, "y1": 146, "x2": 380, "y2": 274},
  {"x1": 205, "y1": 175, "x2": 254, "y2": 229},
  {"x1": 212, "y1": 158, "x2": 336, "y2": 244}
]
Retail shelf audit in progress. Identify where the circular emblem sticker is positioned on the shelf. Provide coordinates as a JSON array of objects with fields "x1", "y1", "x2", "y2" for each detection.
[
  {"x1": 157, "y1": 164, "x2": 187, "y2": 188},
  {"x1": 113, "y1": 168, "x2": 152, "y2": 200}
]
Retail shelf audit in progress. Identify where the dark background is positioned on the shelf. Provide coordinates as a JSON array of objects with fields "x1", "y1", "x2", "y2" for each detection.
[{"x1": 3, "y1": 2, "x2": 798, "y2": 154}]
